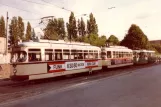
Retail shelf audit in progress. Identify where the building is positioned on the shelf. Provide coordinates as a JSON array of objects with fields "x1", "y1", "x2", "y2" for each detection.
[
  {"x1": 0, "y1": 37, "x2": 6, "y2": 54},
  {"x1": 0, "y1": 37, "x2": 10, "y2": 64},
  {"x1": 150, "y1": 40, "x2": 161, "y2": 45}
]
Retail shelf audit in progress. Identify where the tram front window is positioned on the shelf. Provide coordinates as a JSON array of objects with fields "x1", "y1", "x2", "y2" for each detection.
[{"x1": 12, "y1": 51, "x2": 27, "y2": 62}]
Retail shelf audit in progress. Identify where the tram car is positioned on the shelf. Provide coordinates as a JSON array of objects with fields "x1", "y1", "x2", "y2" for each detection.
[
  {"x1": 101, "y1": 46, "x2": 133, "y2": 69},
  {"x1": 133, "y1": 50, "x2": 155, "y2": 65},
  {"x1": 10, "y1": 40, "x2": 102, "y2": 81}
]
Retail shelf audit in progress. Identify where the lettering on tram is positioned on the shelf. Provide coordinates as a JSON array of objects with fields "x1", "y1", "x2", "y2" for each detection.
[
  {"x1": 48, "y1": 64, "x2": 65, "y2": 71},
  {"x1": 86, "y1": 61, "x2": 97, "y2": 66},
  {"x1": 66, "y1": 61, "x2": 85, "y2": 70},
  {"x1": 52, "y1": 64, "x2": 63, "y2": 70}
]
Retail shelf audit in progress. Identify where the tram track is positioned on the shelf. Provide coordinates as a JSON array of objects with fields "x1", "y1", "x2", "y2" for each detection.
[{"x1": 0, "y1": 63, "x2": 160, "y2": 103}]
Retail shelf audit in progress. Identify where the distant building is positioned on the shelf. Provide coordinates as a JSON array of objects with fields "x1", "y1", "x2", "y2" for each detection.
[
  {"x1": 0, "y1": 37, "x2": 10, "y2": 64},
  {"x1": 150, "y1": 40, "x2": 161, "y2": 45},
  {"x1": 0, "y1": 37, "x2": 6, "y2": 54}
]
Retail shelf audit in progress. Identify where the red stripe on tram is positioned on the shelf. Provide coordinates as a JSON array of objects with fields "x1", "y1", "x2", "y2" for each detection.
[
  {"x1": 86, "y1": 65, "x2": 98, "y2": 68},
  {"x1": 48, "y1": 69, "x2": 65, "y2": 73}
]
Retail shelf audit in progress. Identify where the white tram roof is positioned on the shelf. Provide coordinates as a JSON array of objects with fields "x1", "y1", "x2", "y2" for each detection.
[
  {"x1": 18, "y1": 40, "x2": 100, "y2": 51},
  {"x1": 133, "y1": 50, "x2": 155, "y2": 53},
  {"x1": 104, "y1": 46, "x2": 133, "y2": 52}
]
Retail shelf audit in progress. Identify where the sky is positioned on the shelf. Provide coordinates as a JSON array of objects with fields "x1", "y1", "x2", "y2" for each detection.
[{"x1": 0, "y1": 0, "x2": 161, "y2": 41}]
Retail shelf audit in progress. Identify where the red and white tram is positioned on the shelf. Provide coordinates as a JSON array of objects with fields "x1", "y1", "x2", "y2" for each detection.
[
  {"x1": 10, "y1": 40, "x2": 102, "y2": 81},
  {"x1": 101, "y1": 46, "x2": 133, "y2": 69}
]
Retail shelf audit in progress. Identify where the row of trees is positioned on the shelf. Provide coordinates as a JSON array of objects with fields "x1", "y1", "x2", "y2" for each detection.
[
  {"x1": 43, "y1": 12, "x2": 107, "y2": 47},
  {"x1": 0, "y1": 15, "x2": 34, "y2": 46},
  {"x1": 9, "y1": 16, "x2": 35, "y2": 46},
  {"x1": 0, "y1": 12, "x2": 161, "y2": 53}
]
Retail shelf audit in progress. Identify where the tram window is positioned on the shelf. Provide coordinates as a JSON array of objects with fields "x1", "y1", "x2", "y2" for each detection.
[
  {"x1": 55, "y1": 49, "x2": 62, "y2": 60},
  {"x1": 63, "y1": 49, "x2": 70, "y2": 60},
  {"x1": 113, "y1": 51, "x2": 116, "y2": 58},
  {"x1": 71, "y1": 50, "x2": 77, "y2": 60},
  {"x1": 116, "y1": 51, "x2": 119, "y2": 58},
  {"x1": 77, "y1": 50, "x2": 83, "y2": 60},
  {"x1": 119, "y1": 52, "x2": 122, "y2": 58},
  {"x1": 121, "y1": 52, "x2": 123, "y2": 58},
  {"x1": 140, "y1": 52, "x2": 144, "y2": 58},
  {"x1": 84, "y1": 50, "x2": 89, "y2": 59},
  {"x1": 89, "y1": 50, "x2": 93, "y2": 59},
  {"x1": 107, "y1": 51, "x2": 111, "y2": 58},
  {"x1": 12, "y1": 51, "x2": 27, "y2": 62},
  {"x1": 45, "y1": 49, "x2": 53, "y2": 61},
  {"x1": 94, "y1": 50, "x2": 98, "y2": 59},
  {"x1": 28, "y1": 53, "x2": 41, "y2": 61},
  {"x1": 28, "y1": 49, "x2": 41, "y2": 61},
  {"x1": 122, "y1": 52, "x2": 125, "y2": 58}
]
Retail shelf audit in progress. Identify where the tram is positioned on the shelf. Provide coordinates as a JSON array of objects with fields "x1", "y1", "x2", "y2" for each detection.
[
  {"x1": 133, "y1": 50, "x2": 156, "y2": 64},
  {"x1": 101, "y1": 46, "x2": 133, "y2": 69},
  {"x1": 10, "y1": 39, "x2": 102, "y2": 81}
]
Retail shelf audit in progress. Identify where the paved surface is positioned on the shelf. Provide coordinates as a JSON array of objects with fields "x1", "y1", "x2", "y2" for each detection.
[{"x1": 1, "y1": 64, "x2": 161, "y2": 107}]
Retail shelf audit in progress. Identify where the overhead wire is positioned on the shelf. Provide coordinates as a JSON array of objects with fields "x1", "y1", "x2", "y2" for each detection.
[
  {"x1": 23, "y1": 18, "x2": 40, "y2": 21},
  {"x1": 21, "y1": 0, "x2": 52, "y2": 7},
  {"x1": 33, "y1": 24, "x2": 41, "y2": 28},
  {"x1": 41, "y1": 0, "x2": 77, "y2": 13},
  {"x1": 21, "y1": 0, "x2": 87, "y2": 17},
  {"x1": 0, "y1": 3, "x2": 41, "y2": 16},
  {"x1": 21, "y1": 0, "x2": 73, "y2": 13}
]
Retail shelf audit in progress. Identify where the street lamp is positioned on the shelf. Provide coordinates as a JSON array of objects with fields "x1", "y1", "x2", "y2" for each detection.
[
  {"x1": 108, "y1": 7, "x2": 115, "y2": 9},
  {"x1": 75, "y1": 14, "x2": 88, "y2": 17}
]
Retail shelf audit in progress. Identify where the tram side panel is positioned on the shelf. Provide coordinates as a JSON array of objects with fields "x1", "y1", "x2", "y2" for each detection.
[
  {"x1": 10, "y1": 59, "x2": 102, "y2": 81},
  {"x1": 102, "y1": 58, "x2": 133, "y2": 69},
  {"x1": 10, "y1": 63, "x2": 47, "y2": 80}
]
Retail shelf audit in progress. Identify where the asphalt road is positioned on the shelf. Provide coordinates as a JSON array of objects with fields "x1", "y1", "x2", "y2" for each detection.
[{"x1": 1, "y1": 64, "x2": 161, "y2": 107}]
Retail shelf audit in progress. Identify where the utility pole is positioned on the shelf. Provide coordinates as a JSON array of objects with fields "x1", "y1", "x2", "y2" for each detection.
[{"x1": 5, "y1": 12, "x2": 9, "y2": 55}]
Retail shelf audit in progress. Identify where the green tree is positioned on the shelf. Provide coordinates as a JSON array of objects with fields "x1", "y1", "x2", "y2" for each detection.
[
  {"x1": 43, "y1": 18, "x2": 65, "y2": 40},
  {"x1": 77, "y1": 17, "x2": 86, "y2": 42},
  {"x1": 97, "y1": 35, "x2": 107, "y2": 47},
  {"x1": 87, "y1": 13, "x2": 98, "y2": 35},
  {"x1": 0, "y1": 16, "x2": 5, "y2": 37},
  {"x1": 66, "y1": 12, "x2": 77, "y2": 41},
  {"x1": 17, "y1": 16, "x2": 24, "y2": 40},
  {"x1": 107, "y1": 35, "x2": 119, "y2": 45},
  {"x1": 120, "y1": 24, "x2": 149, "y2": 50},
  {"x1": 25, "y1": 22, "x2": 32, "y2": 41},
  {"x1": 80, "y1": 18, "x2": 86, "y2": 37},
  {"x1": 151, "y1": 44, "x2": 161, "y2": 54},
  {"x1": 44, "y1": 19, "x2": 58, "y2": 40},
  {"x1": 77, "y1": 19, "x2": 81, "y2": 37},
  {"x1": 31, "y1": 28, "x2": 36, "y2": 40},
  {"x1": 9, "y1": 17, "x2": 19, "y2": 46},
  {"x1": 57, "y1": 18, "x2": 65, "y2": 40},
  {"x1": 84, "y1": 34, "x2": 99, "y2": 46}
]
